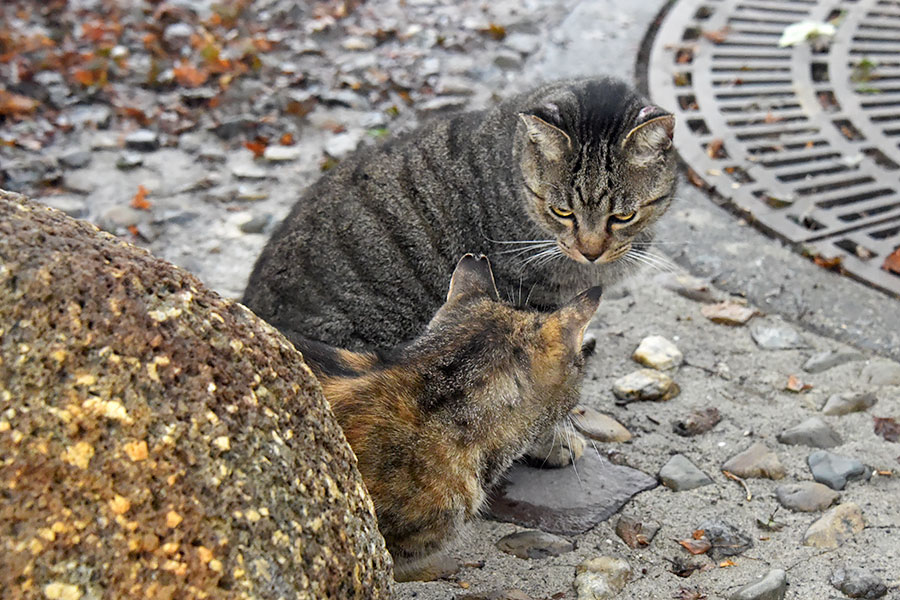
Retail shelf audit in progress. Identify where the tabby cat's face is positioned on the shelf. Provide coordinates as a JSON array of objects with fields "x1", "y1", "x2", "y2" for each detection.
[{"x1": 515, "y1": 86, "x2": 676, "y2": 266}]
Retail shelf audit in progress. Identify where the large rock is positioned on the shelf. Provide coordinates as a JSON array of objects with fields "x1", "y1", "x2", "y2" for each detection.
[{"x1": 0, "y1": 192, "x2": 393, "y2": 598}]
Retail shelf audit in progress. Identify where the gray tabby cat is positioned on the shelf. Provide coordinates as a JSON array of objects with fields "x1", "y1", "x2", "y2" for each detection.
[{"x1": 243, "y1": 77, "x2": 675, "y2": 352}]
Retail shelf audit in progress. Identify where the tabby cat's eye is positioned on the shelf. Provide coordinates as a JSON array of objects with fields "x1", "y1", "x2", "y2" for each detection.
[
  {"x1": 550, "y1": 206, "x2": 574, "y2": 219},
  {"x1": 610, "y1": 211, "x2": 636, "y2": 223}
]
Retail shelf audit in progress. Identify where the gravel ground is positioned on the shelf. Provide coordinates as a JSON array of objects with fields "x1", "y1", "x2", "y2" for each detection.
[{"x1": 2, "y1": 0, "x2": 898, "y2": 598}]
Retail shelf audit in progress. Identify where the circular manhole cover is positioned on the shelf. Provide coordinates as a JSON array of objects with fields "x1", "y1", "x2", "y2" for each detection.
[{"x1": 646, "y1": 0, "x2": 900, "y2": 296}]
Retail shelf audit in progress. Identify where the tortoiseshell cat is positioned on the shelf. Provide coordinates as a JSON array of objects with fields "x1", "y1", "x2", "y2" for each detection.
[
  {"x1": 296, "y1": 255, "x2": 601, "y2": 574},
  {"x1": 244, "y1": 77, "x2": 674, "y2": 463}
]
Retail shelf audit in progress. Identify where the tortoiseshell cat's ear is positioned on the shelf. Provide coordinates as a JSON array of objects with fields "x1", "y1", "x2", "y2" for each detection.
[
  {"x1": 549, "y1": 286, "x2": 603, "y2": 349},
  {"x1": 517, "y1": 113, "x2": 572, "y2": 162},
  {"x1": 446, "y1": 254, "x2": 501, "y2": 303},
  {"x1": 622, "y1": 106, "x2": 674, "y2": 166}
]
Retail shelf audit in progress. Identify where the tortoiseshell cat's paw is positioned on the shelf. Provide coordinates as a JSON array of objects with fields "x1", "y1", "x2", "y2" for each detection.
[{"x1": 524, "y1": 422, "x2": 585, "y2": 468}]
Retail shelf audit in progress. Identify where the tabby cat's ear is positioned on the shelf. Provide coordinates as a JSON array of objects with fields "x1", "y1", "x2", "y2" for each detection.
[
  {"x1": 549, "y1": 286, "x2": 602, "y2": 349},
  {"x1": 517, "y1": 113, "x2": 572, "y2": 162},
  {"x1": 622, "y1": 106, "x2": 674, "y2": 166},
  {"x1": 446, "y1": 254, "x2": 501, "y2": 303}
]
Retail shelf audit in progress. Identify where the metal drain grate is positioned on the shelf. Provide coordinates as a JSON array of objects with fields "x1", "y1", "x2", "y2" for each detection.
[{"x1": 647, "y1": 0, "x2": 900, "y2": 297}]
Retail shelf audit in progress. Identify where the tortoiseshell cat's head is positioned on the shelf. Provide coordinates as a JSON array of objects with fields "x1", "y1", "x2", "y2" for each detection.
[{"x1": 514, "y1": 78, "x2": 676, "y2": 266}]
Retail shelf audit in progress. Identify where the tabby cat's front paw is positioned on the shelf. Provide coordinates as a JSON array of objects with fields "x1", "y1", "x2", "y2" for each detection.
[{"x1": 524, "y1": 422, "x2": 585, "y2": 468}]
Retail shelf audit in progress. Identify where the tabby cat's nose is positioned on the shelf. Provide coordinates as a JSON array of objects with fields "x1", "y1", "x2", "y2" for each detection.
[{"x1": 580, "y1": 250, "x2": 602, "y2": 262}]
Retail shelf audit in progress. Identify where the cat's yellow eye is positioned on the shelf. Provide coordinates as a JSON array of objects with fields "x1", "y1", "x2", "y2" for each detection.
[
  {"x1": 550, "y1": 206, "x2": 574, "y2": 219},
  {"x1": 610, "y1": 211, "x2": 636, "y2": 223}
]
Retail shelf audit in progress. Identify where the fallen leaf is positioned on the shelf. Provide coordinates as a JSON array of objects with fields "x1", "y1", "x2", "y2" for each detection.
[
  {"x1": 127, "y1": 224, "x2": 140, "y2": 237},
  {"x1": 813, "y1": 254, "x2": 843, "y2": 272},
  {"x1": 173, "y1": 62, "x2": 209, "y2": 88},
  {"x1": 707, "y1": 138, "x2": 726, "y2": 159},
  {"x1": 678, "y1": 538, "x2": 711, "y2": 555},
  {"x1": 785, "y1": 375, "x2": 813, "y2": 393},
  {"x1": 244, "y1": 139, "x2": 267, "y2": 158},
  {"x1": 480, "y1": 23, "x2": 506, "y2": 40},
  {"x1": 882, "y1": 248, "x2": 900, "y2": 274},
  {"x1": 702, "y1": 27, "x2": 730, "y2": 44},
  {"x1": 764, "y1": 112, "x2": 783, "y2": 124},
  {"x1": 676, "y1": 47, "x2": 694, "y2": 64},
  {"x1": 691, "y1": 529, "x2": 705, "y2": 540},
  {"x1": 670, "y1": 556, "x2": 704, "y2": 578},
  {"x1": 279, "y1": 132, "x2": 294, "y2": 146},
  {"x1": 0, "y1": 90, "x2": 39, "y2": 115},
  {"x1": 719, "y1": 559, "x2": 736, "y2": 568},
  {"x1": 873, "y1": 416, "x2": 900, "y2": 442},
  {"x1": 130, "y1": 185, "x2": 151, "y2": 211},
  {"x1": 616, "y1": 517, "x2": 650, "y2": 549},
  {"x1": 686, "y1": 168, "x2": 706, "y2": 189}
]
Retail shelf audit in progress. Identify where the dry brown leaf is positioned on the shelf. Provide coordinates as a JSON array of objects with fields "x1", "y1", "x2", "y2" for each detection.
[
  {"x1": 882, "y1": 247, "x2": 900, "y2": 274},
  {"x1": 813, "y1": 254, "x2": 843, "y2": 272},
  {"x1": 719, "y1": 559, "x2": 736, "y2": 568},
  {"x1": 785, "y1": 375, "x2": 813, "y2": 393},
  {"x1": 480, "y1": 23, "x2": 507, "y2": 41},
  {"x1": 707, "y1": 139, "x2": 725, "y2": 159},
  {"x1": 130, "y1": 185, "x2": 151, "y2": 211},
  {"x1": 873, "y1": 416, "x2": 900, "y2": 442},
  {"x1": 279, "y1": 132, "x2": 295, "y2": 146},
  {"x1": 0, "y1": 90, "x2": 39, "y2": 115},
  {"x1": 678, "y1": 538, "x2": 711, "y2": 555},
  {"x1": 173, "y1": 62, "x2": 209, "y2": 88},
  {"x1": 244, "y1": 139, "x2": 267, "y2": 158},
  {"x1": 702, "y1": 27, "x2": 730, "y2": 44},
  {"x1": 686, "y1": 168, "x2": 707, "y2": 189}
]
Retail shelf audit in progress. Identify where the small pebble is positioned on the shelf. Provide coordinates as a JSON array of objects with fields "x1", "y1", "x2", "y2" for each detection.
[
  {"x1": 830, "y1": 567, "x2": 887, "y2": 599},
  {"x1": 807, "y1": 450, "x2": 870, "y2": 490},
  {"x1": 777, "y1": 417, "x2": 842, "y2": 448},
  {"x1": 802, "y1": 503, "x2": 864, "y2": 548},
  {"x1": 571, "y1": 406, "x2": 631, "y2": 442},
  {"x1": 239, "y1": 214, "x2": 272, "y2": 234},
  {"x1": 775, "y1": 481, "x2": 840, "y2": 512},
  {"x1": 495, "y1": 530, "x2": 574, "y2": 560},
  {"x1": 697, "y1": 520, "x2": 753, "y2": 560},
  {"x1": 701, "y1": 301, "x2": 755, "y2": 325},
  {"x1": 722, "y1": 442, "x2": 786, "y2": 480},
  {"x1": 672, "y1": 407, "x2": 721, "y2": 437},
  {"x1": 802, "y1": 350, "x2": 865, "y2": 373},
  {"x1": 659, "y1": 454, "x2": 714, "y2": 491},
  {"x1": 263, "y1": 145, "x2": 303, "y2": 162},
  {"x1": 59, "y1": 150, "x2": 92, "y2": 169},
  {"x1": 821, "y1": 392, "x2": 877, "y2": 416},
  {"x1": 232, "y1": 166, "x2": 268, "y2": 180},
  {"x1": 729, "y1": 569, "x2": 787, "y2": 600},
  {"x1": 860, "y1": 360, "x2": 900, "y2": 386},
  {"x1": 574, "y1": 556, "x2": 632, "y2": 600},
  {"x1": 116, "y1": 152, "x2": 144, "y2": 170},
  {"x1": 750, "y1": 321, "x2": 808, "y2": 350},
  {"x1": 125, "y1": 129, "x2": 159, "y2": 151},
  {"x1": 612, "y1": 369, "x2": 680, "y2": 403},
  {"x1": 632, "y1": 335, "x2": 683, "y2": 370}
]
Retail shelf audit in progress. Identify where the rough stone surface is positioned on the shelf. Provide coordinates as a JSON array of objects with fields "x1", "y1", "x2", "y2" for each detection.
[
  {"x1": 696, "y1": 520, "x2": 753, "y2": 560},
  {"x1": 830, "y1": 567, "x2": 888, "y2": 599},
  {"x1": 821, "y1": 392, "x2": 878, "y2": 416},
  {"x1": 671, "y1": 407, "x2": 721, "y2": 437},
  {"x1": 573, "y1": 557, "x2": 632, "y2": 600},
  {"x1": 777, "y1": 417, "x2": 842, "y2": 448},
  {"x1": 701, "y1": 301, "x2": 755, "y2": 325},
  {"x1": 729, "y1": 569, "x2": 787, "y2": 600},
  {"x1": 495, "y1": 530, "x2": 574, "y2": 560},
  {"x1": 750, "y1": 321, "x2": 808, "y2": 350},
  {"x1": 802, "y1": 350, "x2": 865, "y2": 373},
  {"x1": 571, "y1": 405, "x2": 632, "y2": 442},
  {"x1": 659, "y1": 454, "x2": 714, "y2": 491},
  {"x1": 612, "y1": 369, "x2": 680, "y2": 403},
  {"x1": 0, "y1": 193, "x2": 392, "y2": 598},
  {"x1": 632, "y1": 335, "x2": 683, "y2": 370},
  {"x1": 722, "y1": 443, "x2": 786, "y2": 480},
  {"x1": 488, "y1": 451, "x2": 657, "y2": 535},
  {"x1": 808, "y1": 451, "x2": 870, "y2": 490},
  {"x1": 860, "y1": 360, "x2": 900, "y2": 386},
  {"x1": 775, "y1": 482, "x2": 840, "y2": 512},
  {"x1": 803, "y1": 503, "x2": 865, "y2": 548}
]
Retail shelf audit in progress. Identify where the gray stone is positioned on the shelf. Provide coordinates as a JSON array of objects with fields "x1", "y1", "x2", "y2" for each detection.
[
  {"x1": 1, "y1": 156, "x2": 61, "y2": 191},
  {"x1": 394, "y1": 553, "x2": 458, "y2": 583},
  {"x1": 632, "y1": 335, "x2": 683, "y2": 370},
  {"x1": 571, "y1": 405, "x2": 631, "y2": 442},
  {"x1": 860, "y1": 360, "x2": 900, "y2": 386},
  {"x1": 803, "y1": 503, "x2": 865, "y2": 548},
  {"x1": 116, "y1": 152, "x2": 144, "y2": 170},
  {"x1": 672, "y1": 407, "x2": 721, "y2": 437},
  {"x1": 659, "y1": 454, "x2": 714, "y2": 491},
  {"x1": 574, "y1": 557, "x2": 632, "y2": 600},
  {"x1": 494, "y1": 50, "x2": 524, "y2": 70},
  {"x1": 263, "y1": 145, "x2": 303, "y2": 162},
  {"x1": 67, "y1": 104, "x2": 112, "y2": 129},
  {"x1": 125, "y1": 129, "x2": 159, "y2": 151},
  {"x1": 697, "y1": 520, "x2": 753, "y2": 560},
  {"x1": 495, "y1": 530, "x2": 574, "y2": 560},
  {"x1": 38, "y1": 195, "x2": 88, "y2": 219},
  {"x1": 58, "y1": 150, "x2": 92, "y2": 169},
  {"x1": 830, "y1": 567, "x2": 888, "y2": 598},
  {"x1": 821, "y1": 391, "x2": 878, "y2": 416},
  {"x1": 750, "y1": 321, "x2": 808, "y2": 350},
  {"x1": 231, "y1": 165, "x2": 268, "y2": 180},
  {"x1": 612, "y1": 369, "x2": 680, "y2": 403},
  {"x1": 97, "y1": 206, "x2": 145, "y2": 232},
  {"x1": 487, "y1": 451, "x2": 656, "y2": 535},
  {"x1": 729, "y1": 569, "x2": 787, "y2": 600},
  {"x1": 0, "y1": 193, "x2": 394, "y2": 598},
  {"x1": 239, "y1": 214, "x2": 271, "y2": 234},
  {"x1": 775, "y1": 481, "x2": 840, "y2": 512},
  {"x1": 808, "y1": 450, "x2": 870, "y2": 490},
  {"x1": 723, "y1": 443, "x2": 786, "y2": 480},
  {"x1": 211, "y1": 115, "x2": 258, "y2": 139},
  {"x1": 199, "y1": 147, "x2": 227, "y2": 163},
  {"x1": 163, "y1": 22, "x2": 194, "y2": 46},
  {"x1": 802, "y1": 350, "x2": 865, "y2": 373},
  {"x1": 777, "y1": 417, "x2": 842, "y2": 448}
]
